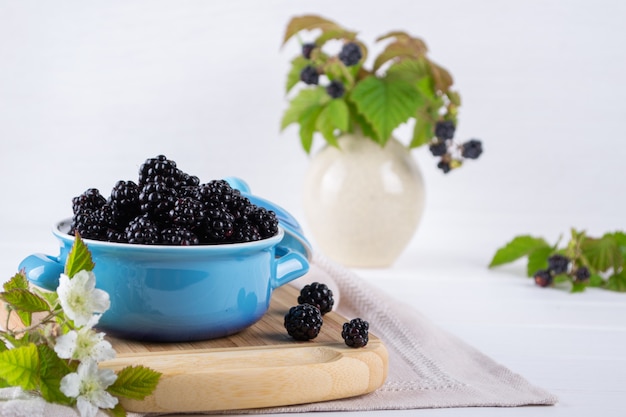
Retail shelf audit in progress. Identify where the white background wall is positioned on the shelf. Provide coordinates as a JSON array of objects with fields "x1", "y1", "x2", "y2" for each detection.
[{"x1": 1, "y1": 0, "x2": 625, "y2": 276}]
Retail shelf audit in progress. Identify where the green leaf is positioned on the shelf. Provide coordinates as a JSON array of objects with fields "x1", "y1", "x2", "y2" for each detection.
[
  {"x1": 581, "y1": 234, "x2": 623, "y2": 273},
  {"x1": 315, "y1": 105, "x2": 340, "y2": 148},
  {"x1": 285, "y1": 56, "x2": 310, "y2": 93},
  {"x1": 3, "y1": 272, "x2": 29, "y2": 292},
  {"x1": 314, "y1": 28, "x2": 358, "y2": 46},
  {"x1": 588, "y1": 274, "x2": 605, "y2": 287},
  {"x1": 281, "y1": 87, "x2": 328, "y2": 131},
  {"x1": 282, "y1": 15, "x2": 342, "y2": 46},
  {"x1": 605, "y1": 270, "x2": 626, "y2": 292},
  {"x1": 298, "y1": 105, "x2": 324, "y2": 153},
  {"x1": 409, "y1": 117, "x2": 433, "y2": 148},
  {"x1": 106, "y1": 402, "x2": 127, "y2": 417},
  {"x1": 489, "y1": 235, "x2": 551, "y2": 268},
  {"x1": 0, "y1": 344, "x2": 40, "y2": 390},
  {"x1": 373, "y1": 40, "x2": 427, "y2": 72},
  {"x1": 37, "y1": 344, "x2": 74, "y2": 405},
  {"x1": 64, "y1": 233, "x2": 95, "y2": 278},
  {"x1": 0, "y1": 377, "x2": 10, "y2": 388},
  {"x1": 350, "y1": 75, "x2": 422, "y2": 145},
  {"x1": 526, "y1": 246, "x2": 553, "y2": 277},
  {"x1": 108, "y1": 365, "x2": 162, "y2": 401},
  {"x1": 570, "y1": 281, "x2": 587, "y2": 293},
  {"x1": 0, "y1": 288, "x2": 50, "y2": 313}
]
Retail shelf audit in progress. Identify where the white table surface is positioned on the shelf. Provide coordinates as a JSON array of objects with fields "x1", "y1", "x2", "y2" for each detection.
[{"x1": 1, "y1": 1, "x2": 625, "y2": 416}]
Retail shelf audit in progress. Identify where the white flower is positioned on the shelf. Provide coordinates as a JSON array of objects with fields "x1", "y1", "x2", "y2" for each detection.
[
  {"x1": 54, "y1": 327, "x2": 116, "y2": 362},
  {"x1": 60, "y1": 360, "x2": 118, "y2": 417},
  {"x1": 57, "y1": 270, "x2": 110, "y2": 327}
]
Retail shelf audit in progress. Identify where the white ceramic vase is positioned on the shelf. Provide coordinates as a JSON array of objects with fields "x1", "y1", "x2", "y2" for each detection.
[{"x1": 303, "y1": 132, "x2": 425, "y2": 268}]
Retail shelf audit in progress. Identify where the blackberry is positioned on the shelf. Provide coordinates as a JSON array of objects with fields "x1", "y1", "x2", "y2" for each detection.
[
  {"x1": 300, "y1": 65, "x2": 319, "y2": 85},
  {"x1": 326, "y1": 80, "x2": 345, "y2": 98},
  {"x1": 109, "y1": 180, "x2": 140, "y2": 220},
  {"x1": 437, "y1": 160, "x2": 452, "y2": 174},
  {"x1": 199, "y1": 180, "x2": 236, "y2": 208},
  {"x1": 124, "y1": 215, "x2": 161, "y2": 245},
  {"x1": 574, "y1": 266, "x2": 591, "y2": 282},
  {"x1": 72, "y1": 188, "x2": 106, "y2": 214},
  {"x1": 534, "y1": 269, "x2": 552, "y2": 287},
  {"x1": 106, "y1": 229, "x2": 127, "y2": 243},
  {"x1": 138, "y1": 155, "x2": 179, "y2": 187},
  {"x1": 284, "y1": 304, "x2": 322, "y2": 341},
  {"x1": 230, "y1": 219, "x2": 261, "y2": 243},
  {"x1": 298, "y1": 282, "x2": 334, "y2": 315},
  {"x1": 338, "y1": 42, "x2": 362, "y2": 66},
  {"x1": 202, "y1": 207, "x2": 235, "y2": 243},
  {"x1": 161, "y1": 226, "x2": 200, "y2": 246},
  {"x1": 461, "y1": 139, "x2": 483, "y2": 159},
  {"x1": 434, "y1": 120, "x2": 455, "y2": 140},
  {"x1": 169, "y1": 197, "x2": 205, "y2": 230},
  {"x1": 342, "y1": 318, "x2": 369, "y2": 348},
  {"x1": 69, "y1": 210, "x2": 105, "y2": 240},
  {"x1": 548, "y1": 254, "x2": 570, "y2": 275},
  {"x1": 302, "y1": 42, "x2": 316, "y2": 59},
  {"x1": 227, "y1": 193, "x2": 254, "y2": 220},
  {"x1": 429, "y1": 141, "x2": 448, "y2": 157},
  {"x1": 250, "y1": 207, "x2": 279, "y2": 239},
  {"x1": 139, "y1": 182, "x2": 177, "y2": 224}
]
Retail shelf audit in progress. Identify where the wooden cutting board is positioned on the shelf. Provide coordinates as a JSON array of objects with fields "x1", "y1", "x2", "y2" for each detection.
[{"x1": 3, "y1": 285, "x2": 388, "y2": 413}]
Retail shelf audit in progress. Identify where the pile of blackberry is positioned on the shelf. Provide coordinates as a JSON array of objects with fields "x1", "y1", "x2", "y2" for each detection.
[
  {"x1": 429, "y1": 120, "x2": 483, "y2": 174},
  {"x1": 69, "y1": 155, "x2": 279, "y2": 245},
  {"x1": 533, "y1": 254, "x2": 591, "y2": 288}
]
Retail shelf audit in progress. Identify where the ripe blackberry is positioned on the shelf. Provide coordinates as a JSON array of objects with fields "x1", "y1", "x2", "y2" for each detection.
[
  {"x1": 139, "y1": 182, "x2": 177, "y2": 224},
  {"x1": 169, "y1": 197, "x2": 205, "y2": 230},
  {"x1": 199, "y1": 180, "x2": 236, "y2": 208},
  {"x1": 250, "y1": 207, "x2": 279, "y2": 239},
  {"x1": 284, "y1": 304, "x2": 323, "y2": 341},
  {"x1": 574, "y1": 266, "x2": 591, "y2": 282},
  {"x1": 106, "y1": 229, "x2": 127, "y2": 243},
  {"x1": 548, "y1": 254, "x2": 570, "y2": 275},
  {"x1": 230, "y1": 219, "x2": 261, "y2": 243},
  {"x1": 534, "y1": 269, "x2": 552, "y2": 287},
  {"x1": 429, "y1": 141, "x2": 448, "y2": 157},
  {"x1": 461, "y1": 139, "x2": 483, "y2": 159},
  {"x1": 338, "y1": 42, "x2": 362, "y2": 66},
  {"x1": 202, "y1": 208, "x2": 235, "y2": 243},
  {"x1": 227, "y1": 193, "x2": 254, "y2": 220},
  {"x1": 326, "y1": 80, "x2": 345, "y2": 98},
  {"x1": 434, "y1": 120, "x2": 455, "y2": 140},
  {"x1": 298, "y1": 282, "x2": 334, "y2": 315},
  {"x1": 302, "y1": 42, "x2": 316, "y2": 59},
  {"x1": 109, "y1": 180, "x2": 141, "y2": 221},
  {"x1": 161, "y1": 226, "x2": 200, "y2": 246},
  {"x1": 342, "y1": 318, "x2": 369, "y2": 348},
  {"x1": 124, "y1": 215, "x2": 161, "y2": 245},
  {"x1": 300, "y1": 65, "x2": 319, "y2": 85},
  {"x1": 72, "y1": 188, "x2": 106, "y2": 214},
  {"x1": 138, "y1": 155, "x2": 179, "y2": 186},
  {"x1": 69, "y1": 210, "x2": 106, "y2": 240},
  {"x1": 437, "y1": 160, "x2": 452, "y2": 174}
]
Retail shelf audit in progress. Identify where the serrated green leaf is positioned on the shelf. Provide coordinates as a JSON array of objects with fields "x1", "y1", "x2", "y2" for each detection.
[
  {"x1": 281, "y1": 87, "x2": 328, "y2": 131},
  {"x1": 285, "y1": 56, "x2": 310, "y2": 93},
  {"x1": 581, "y1": 234, "x2": 623, "y2": 273},
  {"x1": 65, "y1": 233, "x2": 95, "y2": 278},
  {"x1": 409, "y1": 117, "x2": 433, "y2": 148},
  {"x1": 108, "y1": 365, "x2": 162, "y2": 401},
  {"x1": 588, "y1": 274, "x2": 605, "y2": 287},
  {"x1": 489, "y1": 235, "x2": 551, "y2": 268},
  {"x1": 315, "y1": 105, "x2": 340, "y2": 148},
  {"x1": 570, "y1": 281, "x2": 587, "y2": 293},
  {"x1": 0, "y1": 344, "x2": 40, "y2": 390},
  {"x1": 3, "y1": 272, "x2": 29, "y2": 292},
  {"x1": 106, "y1": 402, "x2": 127, "y2": 417},
  {"x1": 605, "y1": 270, "x2": 626, "y2": 292},
  {"x1": 350, "y1": 75, "x2": 422, "y2": 145},
  {"x1": 37, "y1": 344, "x2": 74, "y2": 405},
  {"x1": 298, "y1": 105, "x2": 324, "y2": 153},
  {"x1": 282, "y1": 15, "x2": 342, "y2": 46},
  {"x1": 1, "y1": 288, "x2": 50, "y2": 313},
  {"x1": 526, "y1": 246, "x2": 553, "y2": 277},
  {"x1": 326, "y1": 99, "x2": 350, "y2": 132}
]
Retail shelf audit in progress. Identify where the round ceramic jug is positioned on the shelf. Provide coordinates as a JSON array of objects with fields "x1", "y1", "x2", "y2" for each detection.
[{"x1": 303, "y1": 133, "x2": 425, "y2": 268}]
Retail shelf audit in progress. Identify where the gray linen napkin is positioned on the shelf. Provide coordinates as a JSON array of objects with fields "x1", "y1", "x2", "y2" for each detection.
[{"x1": 0, "y1": 252, "x2": 557, "y2": 417}]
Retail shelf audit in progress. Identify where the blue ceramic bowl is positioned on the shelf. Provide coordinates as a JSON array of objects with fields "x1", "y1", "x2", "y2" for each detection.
[{"x1": 19, "y1": 219, "x2": 309, "y2": 342}]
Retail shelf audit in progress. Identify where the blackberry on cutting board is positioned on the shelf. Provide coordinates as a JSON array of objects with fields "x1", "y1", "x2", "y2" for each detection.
[
  {"x1": 342, "y1": 318, "x2": 369, "y2": 348},
  {"x1": 298, "y1": 282, "x2": 334, "y2": 315},
  {"x1": 284, "y1": 304, "x2": 323, "y2": 341}
]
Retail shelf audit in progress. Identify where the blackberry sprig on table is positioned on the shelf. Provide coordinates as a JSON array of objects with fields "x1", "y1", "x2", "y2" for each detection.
[{"x1": 298, "y1": 282, "x2": 334, "y2": 315}]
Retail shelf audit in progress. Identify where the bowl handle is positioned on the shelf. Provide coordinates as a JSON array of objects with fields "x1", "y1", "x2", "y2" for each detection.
[
  {"x1": 18, "y1": 253, "x2": 64, "y2": 292},
  {"x1": 272, "y1": 246, "x2": 310, "y2": 289}
]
